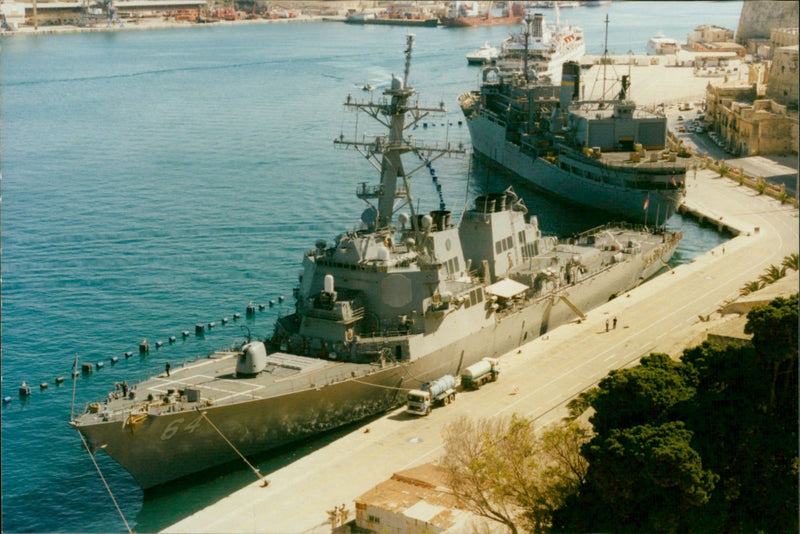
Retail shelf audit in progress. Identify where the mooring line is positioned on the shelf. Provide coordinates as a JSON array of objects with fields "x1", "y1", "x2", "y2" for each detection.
[
  {"x1": 77, "y1": 433, "x2": 132, "y2": 534},
  {"x1": 351, "y1": 378, "x2": 411, "y2": 391},
  {"x1": 197, "y1": 409, "x2": 269, "y2": 486}
]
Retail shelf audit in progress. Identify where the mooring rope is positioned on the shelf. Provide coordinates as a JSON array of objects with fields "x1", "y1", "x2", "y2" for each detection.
[
  {"x1": 197, "y1": 409, "x2": 268, "y2": 485},
  {"x1": 351, "y1": 378, "x2": 411, "y2": 391},
  {"x1": 77, "y1": 432, "x2": 133, "y2": 534}
]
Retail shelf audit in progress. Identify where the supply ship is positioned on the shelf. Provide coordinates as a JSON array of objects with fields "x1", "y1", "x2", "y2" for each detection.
[
  {"x1": 71, "y1": 36, "x2": 680, "y2": 490},
  {"x1": 458, "y1": 17, "x2": 687, "y2": 224}
]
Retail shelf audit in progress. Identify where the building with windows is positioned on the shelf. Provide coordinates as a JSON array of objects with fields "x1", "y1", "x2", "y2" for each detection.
[
  {"x1": 687, "y1": 24, "x2": 745, "y2": 57},
  {"x1": 345, "y1": 463, "x2": 502, "y2": 534},
  {"x1": 770, "y1": 27, "x2": 799, "y2": 56},
  {"x1": 706, "y1": 82, "x2": 798, "y2": 156}
]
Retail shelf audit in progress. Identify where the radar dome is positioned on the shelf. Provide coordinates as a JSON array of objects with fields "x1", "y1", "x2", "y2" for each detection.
[{"x1": 391, "y1": 75, "x2": 403, "y2": 90}]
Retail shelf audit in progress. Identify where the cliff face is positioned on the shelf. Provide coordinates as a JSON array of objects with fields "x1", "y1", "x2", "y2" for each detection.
[{"x1": 737, "y1": 0, "x2": 799, "y2": 41}]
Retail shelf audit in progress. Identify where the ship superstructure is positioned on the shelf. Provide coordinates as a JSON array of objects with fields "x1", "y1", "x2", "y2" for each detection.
[
  {"x1": 459, "y1": 17, "x2": 687, "y2": 224},
  {"x1": 498, "y1": 6, "x2": 585, "y2": 84},
  {"x1": 71, "y1": 36, "x2": 680, "y2": 490}
]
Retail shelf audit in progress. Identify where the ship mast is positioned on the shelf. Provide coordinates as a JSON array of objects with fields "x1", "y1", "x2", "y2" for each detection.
[{"x1": 334, "y1": 35, "x2": 464, "y2": 233}]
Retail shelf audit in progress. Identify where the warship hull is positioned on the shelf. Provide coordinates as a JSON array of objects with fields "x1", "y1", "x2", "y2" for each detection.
[
  {"x1": 72, "y1": 37, "x2": 681, "y2": 491},
  {"x1": 464, "y1": 112, "x2": 684, "y2": 224},
  {"x1": 75, "y1": 238, "x2": 674, "y2": 489}
]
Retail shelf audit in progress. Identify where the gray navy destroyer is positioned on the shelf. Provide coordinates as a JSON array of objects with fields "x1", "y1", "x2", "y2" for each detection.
[
  {"x1": 458, "y1": 16, "x2": 687, "y2": 224},
  {"x1": 71, "y1": 36, "x2": 681, "y2": 490}
]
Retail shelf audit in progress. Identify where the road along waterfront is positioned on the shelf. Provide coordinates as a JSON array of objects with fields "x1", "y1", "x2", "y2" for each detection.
[{"x1": 164, "y1": 167, "x2": 798, "y2": 533}]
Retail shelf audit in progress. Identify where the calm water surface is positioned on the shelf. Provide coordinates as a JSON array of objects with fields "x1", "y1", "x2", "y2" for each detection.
[{"x1": 1, "y1": 3, "x2": 741, "y2": 532}]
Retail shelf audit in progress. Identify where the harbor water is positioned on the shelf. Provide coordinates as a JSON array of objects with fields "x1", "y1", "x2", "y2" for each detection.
[{"x1": 1, "y1": 3, "x2": 742, "y2": 532}]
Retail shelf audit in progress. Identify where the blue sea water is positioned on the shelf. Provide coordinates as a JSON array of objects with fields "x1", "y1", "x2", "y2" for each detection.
[{"x1": 1, "y1": 3, "x2": 742, "y2": 532}]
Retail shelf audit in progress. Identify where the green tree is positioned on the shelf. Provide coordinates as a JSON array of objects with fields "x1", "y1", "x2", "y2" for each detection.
[
  {"x1": 738, "y1": 279, "x2": 763, "y2": 296},
  {"x1": 590, "y1": 422, "x2": 716, "y2": 533},
  {"x1": 782, "y1": 252, "x2": 799, "y2": 271},
  {"x1": 744, "y1": 293, "x2": 798, "y2": 412},
  {"x1": 555, "y1": 296, "x2": 798, "y2": 533},
  {"x1": 588, "y1": 353, "x2": 696, "y2": 435},
  {"x1": 758, "y1": 264, "x2": 786, "y2": 285},
  {"x1": 679, "y1": 296, "x2": 799, "y2": 532}
]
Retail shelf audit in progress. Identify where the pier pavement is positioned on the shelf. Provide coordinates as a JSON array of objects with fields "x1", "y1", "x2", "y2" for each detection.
[{"x1": 164, "y1": 169, "x2": 798, "y2": 534}]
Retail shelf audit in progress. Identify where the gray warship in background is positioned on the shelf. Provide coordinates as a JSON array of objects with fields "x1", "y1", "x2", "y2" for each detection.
[
  {"x1": 71, "y1": 36, "x2": 681, "y2": 490},
  {"x1": 458, "y1": 17, "x2": 687, "y2": 224}
]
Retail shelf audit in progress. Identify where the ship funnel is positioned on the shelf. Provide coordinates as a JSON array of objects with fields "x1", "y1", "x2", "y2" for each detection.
[
  {"x1": 489, "y1": 193, "x2": 506, "y2": 212},
  {"x1": 324, "y1": 274, "x2": 335, "y2": 294},
  {"x1": 560, "y1": 61, "x2": 581, "y2": 108},
  {"x1": 475, "y1": 195, "x2": 495, "y2": 213},
  {"x1": 430, "y1": 210, "x2": 451, "y2": 232}
]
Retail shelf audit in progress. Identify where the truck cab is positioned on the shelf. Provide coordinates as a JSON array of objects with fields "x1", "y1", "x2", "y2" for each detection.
[{"x1": 407, "y1": 375, "x2": 458, "y2": 416}]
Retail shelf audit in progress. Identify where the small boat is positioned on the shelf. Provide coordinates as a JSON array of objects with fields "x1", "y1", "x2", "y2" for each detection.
[
  {"x1": 466, "y1": 42, "x2": 500, "y2": 65},
  {"x1": 646, "y1": 31, "x2": 680, "y2": 55},
  {"x1": 19, "y1": 382, "x2": 31, "y2": 397},
  {"x1": 362, "y1": 84, "x2": 374, "y2": 91}
]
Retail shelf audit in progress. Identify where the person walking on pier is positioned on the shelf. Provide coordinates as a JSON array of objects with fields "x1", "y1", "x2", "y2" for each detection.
[
  {"x1": 605, "y1": 319, "x2": 609, "y2": 332},
  {"x1": 165, "y1": 362, "x2": 171, "y2": 377},
  {"x1": 613, "y1": 317, "x2": 618, "y2": 329}
]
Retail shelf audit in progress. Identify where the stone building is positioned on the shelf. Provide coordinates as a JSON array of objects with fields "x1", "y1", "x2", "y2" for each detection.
[
  {"x1": 766, "y1": 45, "x2": 799, "y2": 108},
  {"x1": 687, "y1": 24, "x2": 745, "y2": 57},
  {"x1": 344, "y1": 463, "x2": 502, "y2": 534},
  {"x1": 770, "y1": 27, "x2": 799, "y2": 55},
  {"x1": 689, "y1": 23, "x2": 736, "y2": 45},
  {"x1": 707, "y1": 82, "x2": 798, "y2": 156}
]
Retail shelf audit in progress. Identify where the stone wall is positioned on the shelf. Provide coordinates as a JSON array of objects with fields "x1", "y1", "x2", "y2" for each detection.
[
  {"x1": 766, "y1": 45, "x2": 799, "y2": 107},
  {"x1": 737, "y1": 0, "x2": 799, "y2": 42}
]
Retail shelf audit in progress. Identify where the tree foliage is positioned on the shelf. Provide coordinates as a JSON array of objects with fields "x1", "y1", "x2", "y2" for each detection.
[
  {"x1": 589, "y1": 353, "x2": 696, "y2": 435},
  {"x1": 553, "y1": 295, "x2": 798, "y2": 533},
  {"x1": 574, "y1": 422, "x2": 717, "y2": 533},
  {"x1": 738, "y1": 279, "x2": 763, "y2": 296},
  {"x1": 441, "y1": 414, "x2": 590, "y2": 534},
  {"x1": 782, "y1": 252, "x2": 799, "y2": 271}
]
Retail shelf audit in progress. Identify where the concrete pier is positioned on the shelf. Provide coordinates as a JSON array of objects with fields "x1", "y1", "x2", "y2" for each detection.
[{"x1": 163, "y1": 168, "x2": 798, "y2": 534}]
